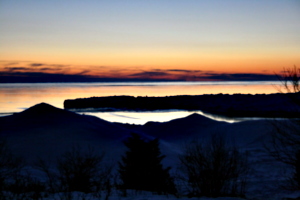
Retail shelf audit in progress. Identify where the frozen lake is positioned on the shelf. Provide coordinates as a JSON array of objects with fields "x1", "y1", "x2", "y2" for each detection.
[{"x1": 0, "y1": 81, "x2": 282, "y2": 123}]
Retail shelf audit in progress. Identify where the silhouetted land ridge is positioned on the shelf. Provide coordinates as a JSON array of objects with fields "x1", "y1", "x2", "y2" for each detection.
[{"x1": 64, "y1": 93, "x2": 300, "y2": 118}]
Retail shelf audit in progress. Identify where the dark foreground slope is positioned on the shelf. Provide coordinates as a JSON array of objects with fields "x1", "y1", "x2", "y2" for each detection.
[
  {"x1": 0, "y1": 102, "x2": 274, "y2": 163},
  {"x1": 64, "y1": 93, "x2": 300, "y2": 118},
  {"x1": 0, "y1": 103, "x2": 131, "y2": 162},
  {"x1": 0, "y1": 103, "x2": 298, "y2": 199},
  {"x1": 118, "y1": 112, "x2": 274, "y2": 148}
]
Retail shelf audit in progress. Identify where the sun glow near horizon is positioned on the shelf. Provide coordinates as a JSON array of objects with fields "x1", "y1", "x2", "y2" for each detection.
[{"x1": 0, "y1": 0, "x2": 299, "y2": 82}]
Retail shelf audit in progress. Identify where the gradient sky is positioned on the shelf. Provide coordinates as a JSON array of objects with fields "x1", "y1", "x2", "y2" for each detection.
[{"x1": 0, "y1": 0, "x2": 299, "y2": 82}]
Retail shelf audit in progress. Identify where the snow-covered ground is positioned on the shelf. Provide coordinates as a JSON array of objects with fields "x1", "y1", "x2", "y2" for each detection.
[
  {"x1": 1, "y1": 103, "x2": 299, "y2": 200},
  {"x1": 5, "y1": 190, "x2": 299, "y2": 200},
  {"x1": 36, "y1": 192, "x2": 250, "y2": 200}
]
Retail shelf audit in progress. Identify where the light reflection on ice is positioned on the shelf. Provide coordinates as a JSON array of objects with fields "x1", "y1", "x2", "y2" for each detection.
[{"x1": 79, "y1": 110, "x2": 243, "y2": 125}]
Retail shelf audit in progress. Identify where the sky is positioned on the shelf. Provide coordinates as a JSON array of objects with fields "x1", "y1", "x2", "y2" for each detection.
[{"x1": 0, "y1": 0, "x2": 299, "y2": 82}]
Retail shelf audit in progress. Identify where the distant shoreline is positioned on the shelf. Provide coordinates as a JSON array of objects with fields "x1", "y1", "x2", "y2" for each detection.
[
  {"x1": 0, "y1": 80, "x2": 280, "y2": 84},
  {"x1": 64, "y1": 93, "x2": 300, "y2": 118}
]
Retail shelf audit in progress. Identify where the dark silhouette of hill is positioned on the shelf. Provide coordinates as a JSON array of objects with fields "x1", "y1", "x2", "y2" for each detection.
[
  {"x1": 140, "y1": 113, "x2": 226, "y2": 140},
  {"x1": 119, "y1": 113, "x2": 274, "y2": 149},
  {"x1": 1, "y1": 103, "x2": 128, "y2": 138},
  {"x1": 0, "y1": 103, "x2": 280, "y2": 164},
  {"x1": 0, "y1": 103, "x2": 131, "y2": 162}
]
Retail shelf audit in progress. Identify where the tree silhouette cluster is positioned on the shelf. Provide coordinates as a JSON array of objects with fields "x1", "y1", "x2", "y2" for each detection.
[
  {"x1": 0, "y1": 132, "x2": 250, "y2": 199},
  {"x1": 35, "y1": 145, "x2": 113, "y2": 200},
  {"x1": 267, "y1": 66, "x2": 300, "y2": 190},
  {"x1": 179, "y1": 135, "x2": 248, "y2": 197},
  {"x1": 56, "y1": 146, "x2": 110, "y2": 193},
  {"x1": 118, "y1": 133, "x2": 176, "y2": 194},
  {"x1": 0, "y1": 140, "x2": 23, "y2": 192}
]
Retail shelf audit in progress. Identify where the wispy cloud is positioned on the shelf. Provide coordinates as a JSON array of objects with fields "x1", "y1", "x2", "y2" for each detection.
[
  {"x1": 130, "y1": 71, "x2": 170, "y2": 77},
  {"x1": 0, "y1": 60, "x2": 281, "y2": 82},
  {"x1": 4, "y1": 67, "x2": 32, "y2": 71},
  {"x1": 29, "y1": 62, "x2": 70, "y2": 68},
  {"x1": 75, "y1": 70, "x2": 91, "y2": 75},
  {"x1": 30, "y1": 63, "x2": 45, "y2": 67},
  {"x1": 166, "y1": 69, "x2": 203, "y2": 73},
  {"x1": 39, "y1": 67, "x2": 64, "y2": 71},
  {"x1": 4, "y1": 62, "x2": 21, "y2": 67}
]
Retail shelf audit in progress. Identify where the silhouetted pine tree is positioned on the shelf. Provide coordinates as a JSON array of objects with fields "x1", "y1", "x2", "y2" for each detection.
[{"x1": 118, "y1": 133, "x2": 176, "y2": 194}]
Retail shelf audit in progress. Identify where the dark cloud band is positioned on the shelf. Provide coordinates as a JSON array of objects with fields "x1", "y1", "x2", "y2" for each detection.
[{"x1": 0, "y1": 60, "x2": 281, "y2": 82}]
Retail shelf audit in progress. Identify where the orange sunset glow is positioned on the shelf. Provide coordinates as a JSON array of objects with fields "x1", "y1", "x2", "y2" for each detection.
[
  {"x1": 1, "y1": 3, "x2": 300, "y2": 199},
  {"x1": 0, "y1": 1, "x2": 299, "y2": 82}
]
